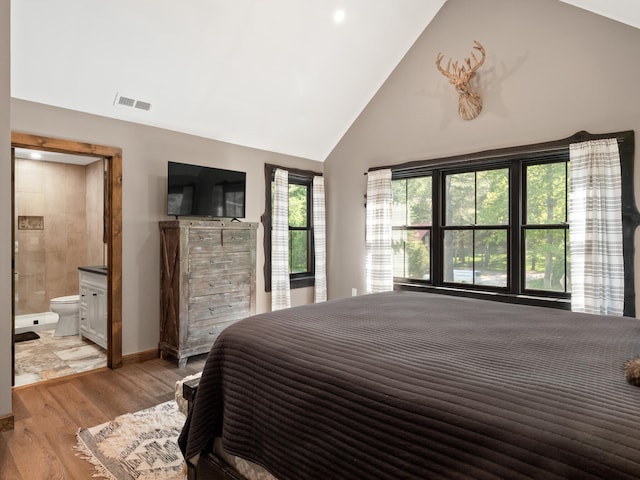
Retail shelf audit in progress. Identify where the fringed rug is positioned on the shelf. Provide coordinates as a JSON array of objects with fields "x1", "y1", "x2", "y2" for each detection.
[{"x1": 75, "y1": 400, "x2": 187, "y2": 479}]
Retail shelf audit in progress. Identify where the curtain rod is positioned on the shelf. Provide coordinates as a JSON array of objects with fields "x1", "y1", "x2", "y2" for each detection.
[{"x1": 364, "y1": 130, "x2": 633, "y2": 175}]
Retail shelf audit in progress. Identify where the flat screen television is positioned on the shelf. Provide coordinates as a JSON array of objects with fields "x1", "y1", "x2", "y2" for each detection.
[{"x1": 167, "y1": 161, "x2": 246, "y2": 219}]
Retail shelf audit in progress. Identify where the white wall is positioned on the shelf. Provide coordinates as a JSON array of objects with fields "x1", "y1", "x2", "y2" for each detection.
[
  {"x1": 324, "y1": 0, "x2": 640, "y2": 302},
  {"x1": 0, "y1": 0, "x2": 10, "y2": 420}
]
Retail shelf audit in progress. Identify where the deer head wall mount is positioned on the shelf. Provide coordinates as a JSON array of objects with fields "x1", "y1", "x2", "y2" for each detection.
[{"x1": 436, "y1": 41, "x2": 486, "y2": 120}]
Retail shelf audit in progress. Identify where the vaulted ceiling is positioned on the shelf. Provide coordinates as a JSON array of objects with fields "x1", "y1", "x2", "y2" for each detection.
[{"x1": 10, "y1": 1, "x2": 640, "y2": 162}]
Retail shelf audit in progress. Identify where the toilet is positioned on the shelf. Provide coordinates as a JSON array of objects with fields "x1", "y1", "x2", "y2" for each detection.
[{"x1": 50, "y1": 295, "x2": 80, "y2": 337}]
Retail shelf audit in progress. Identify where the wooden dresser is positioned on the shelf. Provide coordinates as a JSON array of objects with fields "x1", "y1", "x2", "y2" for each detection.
[{"x1": 159, "y1": 219, "x2": 257, "y2": 367}]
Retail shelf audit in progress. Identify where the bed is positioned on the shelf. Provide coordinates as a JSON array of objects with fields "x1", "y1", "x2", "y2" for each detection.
[{"x1": 178, "y1": 291, "x2": 640, "y2": 479}]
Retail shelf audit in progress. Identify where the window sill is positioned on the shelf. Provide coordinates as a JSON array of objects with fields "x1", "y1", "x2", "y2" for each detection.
[
  {"x1": 395, "y1": 282, "x2": 571, "y2": 311},
  {"x1": 291, "y1": 276, "x2": 315, "y2": 290}
]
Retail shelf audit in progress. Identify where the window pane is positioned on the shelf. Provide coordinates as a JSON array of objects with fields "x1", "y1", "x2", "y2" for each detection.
[
  {"x1": 526, "y1": 162, "x2": 567, "y2": 225},
  {"x1": 443, "y1": 230, "x2": 473, "y2": 282},
  {"x1": 445, "y1": 172, "x2": 475, "y2": 225},
  {"x1": 392, "y1": 180, "x2": 407, "y2": 227},
  {"x1": 407, "y1": 230, "x2": 430, "y2": 280},
  {"x1": 392, "y1": 229, "x2": 431, "y2": 280},
  {"x1": 288, "y1": 184, "x2": 308, "y2": 227},
  {"x1": 476, "y1": 169, "x2": 509, "y2": 225},
  {"x1": 392, "y1": 230, "x2": 407, "y2": 277},
  {"x1": 524, "y1": 229, "x2": 568, "y2": 292},
  {"x1": 475, "y1": 230, "x2": 507, "y2": 287},
  {"x1": 289, "y1": 230, "x2": 308, "y2": 273},
  {"x1": 407, "y1": 177, "x2": 432, "y2": 225},
  {"x1": 444, "y1": 230, "x2": 507, "y2": 286}
]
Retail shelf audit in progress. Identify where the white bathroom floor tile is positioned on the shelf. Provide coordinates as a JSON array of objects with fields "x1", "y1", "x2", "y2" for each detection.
[
  {"x1": 55, "y1": 344, "x2": 104, "y2": 361},
  {"x1": 13, "y1": 328, "x2": 107, "y2": 387}
]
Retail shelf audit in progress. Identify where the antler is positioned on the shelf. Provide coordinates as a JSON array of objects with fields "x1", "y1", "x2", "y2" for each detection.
[
  {"x1": 435, "y1": 40, "x2": 486, "y2": 85},
  {"x1": 435, "y1": 41, "x2": 486, "y2": 120}
]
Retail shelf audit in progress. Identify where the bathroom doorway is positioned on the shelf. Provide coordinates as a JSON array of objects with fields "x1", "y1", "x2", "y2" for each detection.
[{"x1": 10, "y1": 132, "x2": 122, "y2": 386}]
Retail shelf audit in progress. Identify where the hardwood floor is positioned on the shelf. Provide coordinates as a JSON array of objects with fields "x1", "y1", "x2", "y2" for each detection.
[{"x1": 0, "y1": 354, "x2": 206, "y2": 479}]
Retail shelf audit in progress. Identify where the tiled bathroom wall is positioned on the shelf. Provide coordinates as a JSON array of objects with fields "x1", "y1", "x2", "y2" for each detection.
[{"x1": 14, "y1": 158, "x2": 104, "y2": 315}]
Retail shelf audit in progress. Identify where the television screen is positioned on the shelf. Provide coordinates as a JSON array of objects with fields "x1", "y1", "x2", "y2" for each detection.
[{"x1": 167, "y1": 161, "x2": 246, "y2": 218}]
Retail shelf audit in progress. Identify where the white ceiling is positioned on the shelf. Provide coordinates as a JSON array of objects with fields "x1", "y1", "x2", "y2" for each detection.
[{"x1": 10, "y1": 1, "x2": 640, "y2": 162}]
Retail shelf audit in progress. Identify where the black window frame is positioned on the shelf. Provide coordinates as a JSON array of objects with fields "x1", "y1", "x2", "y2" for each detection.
[
  {"x1": 383, "y1": 130, "x2": 636, "y2": 316},
  {"x1": 262, "y1": 163, "x2": 320, "y2": 292}
]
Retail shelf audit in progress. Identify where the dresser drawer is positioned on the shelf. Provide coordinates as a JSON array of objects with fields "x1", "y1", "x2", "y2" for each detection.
[
  {"x1": 189, "y1": 252, "x2": 250, "y2": 276},
  {"x1": 189, "y1": 227, "x2": 253, "y2": 255},
  {"x1": 189, "y1": 272, "x2": 251, "y2": 297},
  {"x1": 222, "y1": 228, "x2": 252, "y2": 246},
  {"x1": 189, "y1": 292, "x2": 251, "y2": 322},
  {"x1": 188, "y1": 228, "x2": 222, "y2": 254}
]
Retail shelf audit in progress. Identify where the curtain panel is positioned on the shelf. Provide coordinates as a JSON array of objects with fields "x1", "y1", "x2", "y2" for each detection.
[
  {"x1": 313, "y1": 176, "x2": 327, "y2": 303},
  {"x1": 569, "y1": 138, "x2": 624, "y2": 316},
  {"x1": 366, "y1": 169, "x2": 393, "y2": 293},
  {"x1": 272, "y1": 168, "x2": 291, "y2": 310}
]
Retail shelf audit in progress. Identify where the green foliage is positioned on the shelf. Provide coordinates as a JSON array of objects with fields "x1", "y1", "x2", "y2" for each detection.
[
  {"x1": 288, "y1": 184, "x2": 307, "y2": 228},
  {"x1": 272, "y1": 181, "x2": 310, "y2": 274},
  {"x1": 524, "y1": 162, "x2": 569, "y2": 292}
]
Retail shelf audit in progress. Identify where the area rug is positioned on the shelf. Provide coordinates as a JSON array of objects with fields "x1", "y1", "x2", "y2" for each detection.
[
  {"x1": 75, "y1": 400, "x2": 187, "y2": 479},
  {"x1": 14, "y1": 331, "x2": 40, "y2": 342}
]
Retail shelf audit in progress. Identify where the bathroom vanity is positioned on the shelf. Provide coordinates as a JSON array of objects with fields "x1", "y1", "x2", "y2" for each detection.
[{"x1": 78, "y1": 266, "x2": 108, "y2": 349}]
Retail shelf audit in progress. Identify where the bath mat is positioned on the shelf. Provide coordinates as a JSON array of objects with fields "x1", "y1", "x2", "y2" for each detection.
[
  {"x1": 75, "y1": 400, "x2": 187, "y2": 479},
  {"x1": 14, "y1": 331, "x2": 40, "y2": 343}
]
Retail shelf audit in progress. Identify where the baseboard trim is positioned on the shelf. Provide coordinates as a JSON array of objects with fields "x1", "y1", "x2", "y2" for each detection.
[
  {"x1": 122, "y1": 348, "x2": 159, "y2": 366},
  {"x1": 0, "y1": 413, "x2": 15, "y2": 432}
]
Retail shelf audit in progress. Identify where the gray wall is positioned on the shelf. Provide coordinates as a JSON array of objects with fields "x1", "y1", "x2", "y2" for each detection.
[
  {"x1": 324, "y1": 0, "x2": 640, "y2": 301},
  {"x1": 0, "y1": 0, "x2": 10, "y2": 419}
]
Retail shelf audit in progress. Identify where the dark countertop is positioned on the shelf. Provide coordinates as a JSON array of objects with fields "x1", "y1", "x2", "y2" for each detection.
[{"x1": 78, "y1": 265, "x2": 108, "y2": 275}]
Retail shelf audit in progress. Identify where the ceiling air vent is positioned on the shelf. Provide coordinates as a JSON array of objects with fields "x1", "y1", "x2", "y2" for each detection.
[
  {"x1": 113, "y1": 93, "x2": 152, "y2": 111},
  {"x1": 134, "y1": 100, "x2": 151, "y2": 111}
]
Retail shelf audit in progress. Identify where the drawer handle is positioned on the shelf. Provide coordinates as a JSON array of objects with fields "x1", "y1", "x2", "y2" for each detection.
[
  {"x1": 209, "y1": 305, "x2": 233, "y2": 311},
  {"x1": 210, "y1": 260, "x2": 233, "y2": 264}
]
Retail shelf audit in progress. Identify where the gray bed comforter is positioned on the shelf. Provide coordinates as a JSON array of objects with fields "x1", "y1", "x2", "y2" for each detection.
[{"x1": 178, "y1": 291, "x2": 640, "y2": 479}]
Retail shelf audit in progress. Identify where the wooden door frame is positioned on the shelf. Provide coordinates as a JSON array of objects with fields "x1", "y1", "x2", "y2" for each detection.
[{"x1": 11, "y1": 132, "x2": 123, "y2": 369}]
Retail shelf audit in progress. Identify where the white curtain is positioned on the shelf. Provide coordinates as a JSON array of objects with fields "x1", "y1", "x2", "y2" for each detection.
[
  {"x1": 366, "y1": 169, "x2": 393, "y2": 293},
  {"x1": 569, "y1": 138, "x2": 624, "y2": 316},
  {"x1": 272, "y1": 168, "x2": 291, "y2": 310},
  {"x1": 313, "y1": 176, "x2": 327, "y2": 303}
]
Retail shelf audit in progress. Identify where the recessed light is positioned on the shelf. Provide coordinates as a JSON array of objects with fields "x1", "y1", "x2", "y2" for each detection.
[
  {"x1": 30, "y1": 152, "x2": 42, "y2": 160},
  {"x1": 334, "y1": 9, "x2": 345, "y2": 23}
]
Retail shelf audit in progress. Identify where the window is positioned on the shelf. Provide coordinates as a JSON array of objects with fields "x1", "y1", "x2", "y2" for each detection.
[
  {"x1": 286, "y1": 180, "x2": 312, "y2": 276},
  {"x1": 392, "y1": 176, "x2": 432, "y2": 281},
  {"x1": 263, "y1": 164, "x2": 319, "y2": 291},
  {"x1": 391, "y1": 152, "x2": 571, "y2": 304},
  {"x1": 522, "y1": 161, "x2": 570, "y2": 293},
  {"x1": 443, "y1": 167, "x2": 509, "y2": 287}
]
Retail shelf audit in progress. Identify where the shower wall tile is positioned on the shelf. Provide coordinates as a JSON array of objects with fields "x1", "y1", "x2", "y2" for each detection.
[
  {"x1": 66, "y1": 212, "x2": 86, "y2": 233},
  {"x1": 17, "y1": 192, "x2": 45, "y2": 215},
  {"x1": 15, "y1": 158, "x2": 102, "y2": 315},
  {"x1": 86, "y1": 160, "x2": 105, "y2": 266},
  {"x1": 16, "y1": 160, "x2": 44, "y2": 193}
]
